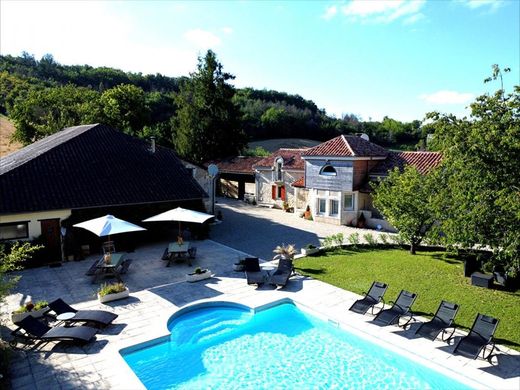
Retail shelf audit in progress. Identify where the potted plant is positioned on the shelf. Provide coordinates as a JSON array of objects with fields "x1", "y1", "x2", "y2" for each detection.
[
  {"x1": 97, "y1": 282, "x2": 129, "y2": 303},
  {"x1": 11, "y1": 300, "x2": 49, "y2": 324},
  {"x1": 301, "y1": 244, "x2": 319, "y2": 256},
  {"x1": 186, "y1": 267, "x2": 213, "y2": 282},
  {"x1": 273, "y1": 244, "x2": 296, "y2": 260},
  {"x1": 233, "y1": 258, "x2": 246, "y2": 272}
]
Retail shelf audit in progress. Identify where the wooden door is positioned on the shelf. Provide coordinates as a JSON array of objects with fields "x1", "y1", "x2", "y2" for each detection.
[{"x1": 40, "y1": 219, "x2": 61, "y2": 262}]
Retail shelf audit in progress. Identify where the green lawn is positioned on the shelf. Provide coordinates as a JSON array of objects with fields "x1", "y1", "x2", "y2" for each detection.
[{"x1": 295, "y1": 248, "x2": 520, "y2": 351}]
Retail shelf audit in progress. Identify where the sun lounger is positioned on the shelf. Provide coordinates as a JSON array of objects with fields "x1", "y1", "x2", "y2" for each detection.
[
  {"x1": 373, "y1": 290, "x2": 417, "y2": 328},
  {"x1": 48, "y1": 298, "x2": 118, "y2": 328},
  {"x1": 244, "y1": 257, "x2": 267, "y2": 286},
  {"x1": 415, "y1": 300, "x2": 459, "y2": 341},
  {"x1": 453, "y1": 313, "x2": 499, "y2": 360},
  {"x1": 349, "y1": 281, "x2": 388, "y2": 315},
  {"x1": 11, "y1": 315, "x2": 97, "y2": 346},
  {"x1": 269, "y1": 258, "x2": 294, "y2": 287}
]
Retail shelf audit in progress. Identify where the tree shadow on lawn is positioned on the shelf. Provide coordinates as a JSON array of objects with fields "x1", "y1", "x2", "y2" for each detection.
[{"x1": 294, "y1": 266, "x2": 326, "y2": 276}]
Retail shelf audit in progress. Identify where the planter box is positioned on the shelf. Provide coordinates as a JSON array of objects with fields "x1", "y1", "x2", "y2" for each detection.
[
  {"x1": 301, "y1": 247, "x2": 319, "y2": 256},
  {"x1": 98, "y1": 287, "x2": 130, "y2": 303},
  {"x1": 11, "y1": 307, "x2": 49, "y2": 324},
  {"x1": 186, "y1": 270, "x2": 213, "y2": 282}
]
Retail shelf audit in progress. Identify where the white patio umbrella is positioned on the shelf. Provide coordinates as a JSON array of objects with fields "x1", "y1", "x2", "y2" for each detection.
[
  {"x1": 73, "y1": 214, "x2": 146, "y2": 241},
  {"x1": 143, "y1": 207, "x2": 214, "y2": 236}
]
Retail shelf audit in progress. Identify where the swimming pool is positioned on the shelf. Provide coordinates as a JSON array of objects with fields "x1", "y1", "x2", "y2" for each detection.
[{"x1": 121, "y1": 301, "x2": 475, "y2": 389}]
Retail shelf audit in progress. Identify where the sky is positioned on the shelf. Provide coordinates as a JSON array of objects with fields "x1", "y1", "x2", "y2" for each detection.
[{"x1": 1, "y1": 0, "x2": 519, "y2": 122}]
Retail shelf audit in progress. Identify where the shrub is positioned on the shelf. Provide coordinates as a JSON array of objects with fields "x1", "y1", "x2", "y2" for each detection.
[
  {"x1": 379, "y1": 233, "x2": 389, "y2": 245},
  {"x1": 98, "y1": 282, "x2": 126, "y2": 297},
  {"x1": 391, "y1": 234, "x2": 406, "y2": 246},
  {"x1": 273, "y1": 244, "x2": 296, "y2": 258},
  {"x1": 13, "y1": 300, "x2": 49, "y2": 314},
  {"x1": 363, "y1": 233, "x2": 377, "y2": 246},
  {"x1": 333, "y1": 233, "x2": 344, "y2": 247},
  {"x1": 347, "y1": 233, "x2": 360, "y2": 246}
]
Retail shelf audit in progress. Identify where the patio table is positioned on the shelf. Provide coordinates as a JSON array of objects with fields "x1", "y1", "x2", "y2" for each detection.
[
  {"x1": 167, "y1": 242, "x2": 191, "y2": 266},
  {"x1": 91, "y1": 252, "x2": 126, "y2": 283}
]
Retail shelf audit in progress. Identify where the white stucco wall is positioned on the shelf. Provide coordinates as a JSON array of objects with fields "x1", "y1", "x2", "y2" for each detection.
[{"x1": 0, "y1": 209, "x2": 72, "y2": 240}]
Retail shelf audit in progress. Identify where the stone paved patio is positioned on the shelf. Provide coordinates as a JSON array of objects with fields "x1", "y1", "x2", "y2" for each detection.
[{"x1": 1, "y1": 239, "x2": 519, "y2": 389}]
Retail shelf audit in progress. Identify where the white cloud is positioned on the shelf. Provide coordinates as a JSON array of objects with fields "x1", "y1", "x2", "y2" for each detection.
[
  {"x1": 0, "y1": 1, "x2": 202, "y2": 77},
  {"x1": 341, "y1": 0, "x2": 426, "y2": 24},
  {"x1": 403, "y1": 13, "x2": 425, "y2": 25},
  {"x1": 221, "y1": 27, "x2": 233, "y2": 35},
  {"x1": 322, "y1": 5, "x2": 338, "y2": 20},
  {"x1": 464, "y1": 0, "x2": 504, "y2": 11},
  {"x1": 183, "y1": 29, "x2": 222, "y2": 49},
  {"x1": 419, "y1": 90, "x2": 474, "y2": 104}
]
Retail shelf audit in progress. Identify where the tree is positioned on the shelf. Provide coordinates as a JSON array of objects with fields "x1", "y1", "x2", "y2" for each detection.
[
  {"x1": 10, "y1": 84, "x2": 102, "y2": 144},
  {"x1": 0, "y1": 242, "x2": 41, "y2": 304},
  {"x1": 372, "y1": 166, "x2": 440, "y2": 254},
  {"x1": 428, "y1": 74, "x2": 519, "y2": 276},
  {"x1": 173, "y1": 50, "x2": 246, "y2": 163},
  {"x1": 100, "y1": 84, "x2": 149, "y2": 137}
]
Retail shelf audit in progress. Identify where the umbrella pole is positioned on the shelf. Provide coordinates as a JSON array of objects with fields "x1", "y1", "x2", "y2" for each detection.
[{"x1": 178, "y1": 221, "x2": 181, "y2": 237}]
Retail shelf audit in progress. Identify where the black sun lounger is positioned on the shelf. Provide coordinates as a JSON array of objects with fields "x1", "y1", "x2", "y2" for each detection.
[
  {"x1": 269, "y1": 258, "x2": 294, "y2": 287},
  {"x1": 415, "y1": 300, "x2": 459, "y2": 342},
  {"x1": 11, "y1": 315, "x2": 97, "y2": 346},
  {"x1": 453, "y1": 313, "x2": 499, "y2": 360},
  {"x1": 373, "y1": 290, "x2": 417, "y2": 328},
  {"x1": 244, "y1": 257, "x2": 267, "y2": 286},
  {"x1": 48, "y1": 298, "x2": 118, "y2": 328},
  {"x1": 349, "y1": 281, "x2": 388, "y2": 315}
]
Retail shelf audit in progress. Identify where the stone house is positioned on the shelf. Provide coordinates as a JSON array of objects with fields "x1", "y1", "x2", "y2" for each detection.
[{"x1": 253, "y1": 148, "x2": 307, "y2": 209}]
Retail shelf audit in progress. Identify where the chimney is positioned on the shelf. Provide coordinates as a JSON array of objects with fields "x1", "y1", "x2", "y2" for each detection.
[{"x1": 150, "y1": 137, "x2": 156, "y2": 154}]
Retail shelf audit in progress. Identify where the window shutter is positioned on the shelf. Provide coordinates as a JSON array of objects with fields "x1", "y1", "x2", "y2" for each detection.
[
  {"x1": 281, "y1": 185, "x2": 286, "y2": 200},
  {"x1": 272, "y1": 185, "x2": 277, "y2": 200}
]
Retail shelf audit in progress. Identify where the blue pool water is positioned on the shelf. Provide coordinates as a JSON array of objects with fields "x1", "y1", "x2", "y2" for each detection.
[{"x1": 121, "y1": 302, "x2": 473, "y2": 389}]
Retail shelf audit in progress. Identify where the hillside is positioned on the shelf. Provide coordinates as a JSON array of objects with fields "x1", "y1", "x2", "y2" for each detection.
[{"x1": 0, "y1": 115, "x2": 22, "y2": 156}]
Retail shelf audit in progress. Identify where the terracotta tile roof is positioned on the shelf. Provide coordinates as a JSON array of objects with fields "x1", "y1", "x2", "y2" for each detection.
[
  {"x1": 302, "y1": 135, "x2": 388, "y2": 158},
  {"x1": 291, "y1": 176, "x2": 305, "y2": 188},
  {"x1": 253, "y1": 148, "x2": 307, "y2": 170},
  {"x1": 209, "y1": 156, "x2": 262, "y2": 174},
  {"x1": 0, "y1": 124, "x2": 207, "y2": 214},
  {"x1": 370, "y1": 151, "x2": 443, "y2": 175}
]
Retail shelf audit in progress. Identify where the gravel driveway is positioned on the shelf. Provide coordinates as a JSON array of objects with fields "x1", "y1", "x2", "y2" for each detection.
[{"x1": 210, "y1": 197, "x2": 388, "y2": 260}]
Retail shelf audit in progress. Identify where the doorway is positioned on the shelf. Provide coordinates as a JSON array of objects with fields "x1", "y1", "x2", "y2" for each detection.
[{"x1": 40, "y1": 218, "x2": 61, "y2": 263}]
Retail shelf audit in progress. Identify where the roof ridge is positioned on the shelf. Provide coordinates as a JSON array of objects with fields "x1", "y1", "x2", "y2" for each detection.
[
  {"x1": 341, "y1": 134, "x2": 355, "y2": 156},
  {"x1": 1, "y1": 124, "x2": 100, "y2": 174}
]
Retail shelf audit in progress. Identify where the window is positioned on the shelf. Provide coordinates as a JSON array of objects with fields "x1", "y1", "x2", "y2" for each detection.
[
  {"x1": 318, "y1": 198, "x2": 326, "y2": 214},
  {"x1": 0, "y1": 222, "x2": 29, "y2": 240},
  {"x1": 330, "y1": 199, "x2": 339, "y2": 215},
  {"x1": 275, "y1": 158, "x2": 283, "y2": 181},
  {"x1": 272, "y1": 185, "x2": 286, "y2": 200},
  {"x1": 319, "y1": 164, "x2": 337, "y2": 176},
  {"x1": 344, "y1": 193, "x2": 354, "y2": 211}
]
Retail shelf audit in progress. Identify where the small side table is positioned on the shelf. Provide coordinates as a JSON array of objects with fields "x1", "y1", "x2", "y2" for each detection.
[{"x1": 56, "y1": 312, "x2": 76, "y2": 326}]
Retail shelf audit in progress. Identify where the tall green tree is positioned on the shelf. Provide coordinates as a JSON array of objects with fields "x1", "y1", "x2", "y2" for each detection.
[
  {"x1": 173, "y1": 50, "x2": 246, "y2": 163},
  {"x1": 372, "y1": 166, "x2": 440, "y2": 254},
  {"x1": 428, "y1": 74, "x2": 519, "y2": 275}
]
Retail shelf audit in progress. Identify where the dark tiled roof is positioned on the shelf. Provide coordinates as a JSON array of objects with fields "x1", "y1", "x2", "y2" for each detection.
[
  {"x1": 208, "y1": 156, "x2": 262, "y2": 174},
  {"x1": 302, "y1": 135, "x2": 388, "y2": 158},
  {"x1": 370, "y1": 151, "x2": 443, "y2": 175},
  {"x1": 291, "y1": 177, "x2": 305, "y2": 188},
  {"x1": 0, "y1": 124, "x2": 207, "y2": 214},
  {"x1": 254, "y1": 148, "x2": 307, "y2": 170}
]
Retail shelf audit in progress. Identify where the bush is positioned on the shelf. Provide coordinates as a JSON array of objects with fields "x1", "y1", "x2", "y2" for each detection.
[
  {"x1": 363, "y1": 233, "x2": 377, "y2": 246},
  {"x1": 333, "y1": 233, "x2": 344, "y2": 247},
  {"x1": 13, "y1": 300, "x2": 48, "y2": 314},
  {"x1": 391, "y1": 234, "x2": 406, "y2": 246},
  {"x1": 379, "y1": 234, "x2": 389, "y2": 245},
  {"x1": 98, "y1": 282, "x2": 126, "y2": 297},
  {"x1": 322, "y1": 234, "x2": 344, "y2": 250},
  {"x1": 347, "y1": 233, "x2": 360, "y2": 246}
]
